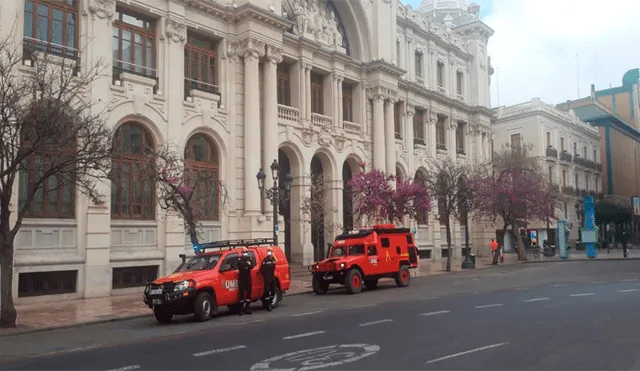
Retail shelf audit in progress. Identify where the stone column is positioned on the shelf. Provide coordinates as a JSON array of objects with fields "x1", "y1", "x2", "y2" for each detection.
[
  {"x1": 263, "y1": 45, "x2": 283, "y2": 215},
  {"x1": 449, "y1": 119, "x2": 458, "y2": 159},
  {"x1": 407, "y1": 40, "x2": 414, "y2": 81},
  {"x1": 385, "y1": 95, "x2": 397, "y2": 179},
  {"x1": 337, "y1": 76, "x2": 344, "y2": 126},
  {"x1": 297, "y1": 61, "x2": 307, "y2": 124},
  {"x1": 429, "y1": 112, "x2": 438, "y2": 156},
  {"x1": 241, "y1": 38, "x2": 266, "y2": 216},
  {"x1": 406, "y1": 103, "x2": 415, "y2": 170},
  {"x1": 367, "y1": 87, "x2": 387, "y2": 171},
  {"x1": 83, "y1": 0, "x2": 118, "y2": 298},
  {"x1": 304, "y1": 63, "x2": 312, "y2": 122}
]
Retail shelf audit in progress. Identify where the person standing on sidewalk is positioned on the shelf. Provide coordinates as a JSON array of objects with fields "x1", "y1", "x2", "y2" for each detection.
[
  {"x1": 490, "y1": 239, "x2": 499, "y2": 265},
  {"x1": 260, "y1": 247, "x2": 277, "y2": 311},
  {"x1": 621, "y1": 230, "x2": 629, "y2": 258},
  {"x1": 237, "y1": 247, "x2": 254, "y2": 315}
]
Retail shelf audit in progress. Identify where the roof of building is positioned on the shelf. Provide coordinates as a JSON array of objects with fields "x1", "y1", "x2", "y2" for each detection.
[{"x1": 557, "y1": 98, "x2": 640, "y2": 140}]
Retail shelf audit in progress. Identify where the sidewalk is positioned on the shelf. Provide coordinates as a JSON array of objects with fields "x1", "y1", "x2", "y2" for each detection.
[
  {"x1": 524, "y1": 248, "x2": 640, "y2": 263},
  {"x1": 0, "y1": 255, "x2": 516, "y2": 336}
]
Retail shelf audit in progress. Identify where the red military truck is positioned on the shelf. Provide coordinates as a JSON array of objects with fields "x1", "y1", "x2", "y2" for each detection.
[
  {"x1": 143, "y1": 238, "x2": 291, "y2": 324},
  {"x1": 309, "y1": 224, "x2": 419, "y2": 294}
]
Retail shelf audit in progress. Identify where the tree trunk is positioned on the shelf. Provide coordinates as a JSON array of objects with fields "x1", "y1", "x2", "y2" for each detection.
[
  {"x1": 445, "y1": 221, "x2": 452, "y2": 272},
  {"x1": 500, "y1": 223, "x2": 508, "y2": 248},
  {"x1": 0, "y1": 243, "x2": 17, "y2": 328},
  {"x1": 512, "y1": 222, "x2": 526, "y2": 260}
]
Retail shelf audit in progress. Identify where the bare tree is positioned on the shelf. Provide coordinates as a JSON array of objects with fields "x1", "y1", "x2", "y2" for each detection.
[
  {"x1": 295, "y1": 173, "x2": 342, "y2": 260},
  {"x1": 138, "y1": 144, "x2": 229, "y2": 248},
  {"x1": 420, "y1": 157, "x2": 470, "y2": 272},
  {"x1": 0, "y1": 32, "x2": 112, "y2": 327}
]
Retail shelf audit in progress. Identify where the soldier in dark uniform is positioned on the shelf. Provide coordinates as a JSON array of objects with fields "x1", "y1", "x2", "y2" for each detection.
[
  {"x1": 237, "y1": 247, "x2": 254, "y2": 315},
  {"x1": 260, "y1": 247, "x2": 277, "y2": 311}
]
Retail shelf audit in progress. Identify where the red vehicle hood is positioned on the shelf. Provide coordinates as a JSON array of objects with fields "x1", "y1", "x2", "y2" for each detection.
[
  {"x1": 153, "y1": 270, "x2": 212, "y2": 284},
  {"x1": 316, "y1": 256, "x2": 361, "y2": 266}
]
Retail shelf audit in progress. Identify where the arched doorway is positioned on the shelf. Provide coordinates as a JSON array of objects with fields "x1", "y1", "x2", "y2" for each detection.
[
  {"x1": 342, "y1": 162, "x2": 354, "y2": 230},
  {"x1": 278, "y1": 149, "x2": 292, "y2": 261},
  {"x1": 311, "y1": 155, "x2": 325, "y2": 261}
]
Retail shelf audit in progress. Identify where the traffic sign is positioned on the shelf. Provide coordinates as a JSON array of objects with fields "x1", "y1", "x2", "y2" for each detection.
[{"x1": 274, "y1": 224, "x2": 280, "y2": 234}]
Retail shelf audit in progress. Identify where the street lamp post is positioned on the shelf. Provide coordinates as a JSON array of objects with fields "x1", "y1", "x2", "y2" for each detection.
[
  {"x1": 461, "y1": 197, "x2": 474, "y2": 269},
  {"x1": 256, "y1": 159, "x2": 293, "y2": 246},
  {"x1": 575, "y1": 200, "x2": 584, "y2": 249}
]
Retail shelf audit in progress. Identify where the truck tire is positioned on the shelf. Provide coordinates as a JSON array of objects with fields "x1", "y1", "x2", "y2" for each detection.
[
  {"x1": 194, "y1": 292, "x2": 217, "y2": 322},
  {"x1": 345, "y1": 269, "x2": 363, "y2": 294},
  {"x1": 154, "y1": 306, "x2": 173, "y2": 324},
  {"x1": 395, "y1": 265, "x2": 410, "y2": 287},
  {"x1": 262, "y1": 281, "x2": 282, "y2": 310},
  {"x1": 312, "y1": 275, "x2": 329, "y2": 295},
  {"x1": 364, "y1": 279, "x2": 379, "y2": 290}
]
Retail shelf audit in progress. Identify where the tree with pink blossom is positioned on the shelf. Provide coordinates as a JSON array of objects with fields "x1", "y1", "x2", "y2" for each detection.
[
  {"x1": 347, "y1": 163, "x2": 430, "y2": 226},
  {"x1": 418, "y1": 157, "x2": 470, "y2": 272},
  {"x1": 142, "y1": 144, "x2": 229, "y2": 248},
  {"x1": 471, "y1": 145, "x2": 563, "y2": 260}
]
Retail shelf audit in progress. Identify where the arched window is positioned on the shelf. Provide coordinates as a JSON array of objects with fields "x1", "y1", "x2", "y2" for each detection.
[
  {"x1": 111, "y1": 122, "x2": 155, "y2": 219},
  {"x1": 415, "y1": 170, "x2": 428, "y2": 225},
  {"x1": 184, "y1": 134, "x2": 219, "y2": 221}
]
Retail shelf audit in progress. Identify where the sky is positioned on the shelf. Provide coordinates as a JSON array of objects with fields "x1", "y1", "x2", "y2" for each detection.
[{"x1": 402, "y1": 0, "x2": 640, "y2": 107}]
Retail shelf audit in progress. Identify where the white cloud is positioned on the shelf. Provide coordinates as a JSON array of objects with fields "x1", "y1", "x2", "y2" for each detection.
[{"x1": 484, "y1": 0, "x2": 640, "y2": 107}]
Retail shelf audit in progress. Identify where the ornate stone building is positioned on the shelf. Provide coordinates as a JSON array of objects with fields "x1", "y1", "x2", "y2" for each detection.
[{"x1": 1, "y1": 0, "x2": 493, "y2": 302}]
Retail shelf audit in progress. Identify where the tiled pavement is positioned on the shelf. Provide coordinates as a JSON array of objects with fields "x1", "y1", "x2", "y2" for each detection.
[{"x1": 0, "y1": 255, "x2": 515, "y2": 336}]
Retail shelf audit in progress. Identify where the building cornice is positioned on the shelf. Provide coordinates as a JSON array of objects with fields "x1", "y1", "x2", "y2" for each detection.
[
  {"x1": 454, "y1": 20, "x2": 494, "y2": 43},
  {"x1": 173, "y1": 0, "x2": 235, "y2": 21},
  {"x1": 363, "y1": 60, "x2": 406, "y2": 78},
  {"x1": 494, "y1": 109, "x2": 600, "y2": 141},
  {"x1": 397, "y1": 18, "x2": 473, "y2": 61},
  {"x1": 282, "y1": 32, "x2": 359, "y2": 67},
  {"x1": 231, "y1": 3, "x2": 294, "y2": 32},
  {"x1": 399, "y1": 79, "x2": 492, "y2": 118}
]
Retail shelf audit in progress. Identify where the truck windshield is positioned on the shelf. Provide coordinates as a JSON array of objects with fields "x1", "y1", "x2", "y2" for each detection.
[
  {"x1": 330, "y1": 244, "x2": 365, "y2": 257},
  {"x1": 175, "y1": 254, "x2": 221, "y2": 272}
]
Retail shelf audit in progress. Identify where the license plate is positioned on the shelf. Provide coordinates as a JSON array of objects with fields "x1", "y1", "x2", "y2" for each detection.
[
  {"x1": 152, "y1": 298, "x2": 162, "y2": 305},
  {"x1": 323, "y1": 275, "x2": 333, "y2": 280},
  {"x1": 150, "y1": 289, "x2": 162, "y2": 295}
]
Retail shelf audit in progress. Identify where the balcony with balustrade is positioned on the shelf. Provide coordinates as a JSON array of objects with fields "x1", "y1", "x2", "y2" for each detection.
[
  {"x1": 559, "y1": 151, "x2": 572, "y2": 163},
  {"x1": 546, "y1": 146, "x2": 558, "y2": 159},
  {"x1": 311, "y1": 113, "x2": 332, "y2": 131},
  {"x1": 277, "y1": 104, "x2": 300, "y2": 125},
  {"x1": 343, "y1": 121, "x2": 362, "y2": 135},
  {"x1": 562, "y1": 186, "x2": 574, "y2": 195}
]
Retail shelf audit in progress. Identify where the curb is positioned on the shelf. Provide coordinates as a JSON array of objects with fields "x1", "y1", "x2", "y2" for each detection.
[
  {"x1": 524, "y1": 257, "x2": 640, "y2": 264},
  {"x1": 0, "y1": 262, "x2": 514, "y2": 338}
]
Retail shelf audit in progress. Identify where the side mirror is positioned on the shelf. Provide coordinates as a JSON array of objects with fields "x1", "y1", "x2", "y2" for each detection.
[
  {"x1": 219, "y1": 263, "x2": 232, "y2": 272},
  {"x1": 179, "y1": 254, "x2": 186, "y2": 264}
]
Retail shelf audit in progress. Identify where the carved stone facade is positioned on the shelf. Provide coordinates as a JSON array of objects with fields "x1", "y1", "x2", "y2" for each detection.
[{"x1": 1, "y1": 0, "x2": 494, "y2": 302}]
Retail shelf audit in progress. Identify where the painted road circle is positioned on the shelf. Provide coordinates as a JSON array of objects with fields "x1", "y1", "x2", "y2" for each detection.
[{"x1": 249, "y1": 344, "x2": 380, "y2": 371}]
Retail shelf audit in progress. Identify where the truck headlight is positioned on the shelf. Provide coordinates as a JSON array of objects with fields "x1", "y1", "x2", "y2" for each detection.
[
  {"x1": 339, "y1": 263, "x2": 346, "y2": 268},
  {"x1": 174, "y1": 280, "x2": 193, "y2": 292}
]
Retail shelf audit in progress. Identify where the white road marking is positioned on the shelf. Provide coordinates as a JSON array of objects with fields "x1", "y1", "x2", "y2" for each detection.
[
  {"x1": 617, "y1": 288, "x2": 640, "y2": 293},
  {"x1": 105, "y1": 366, "x2": 140, "y2": 371},
  {"x1": 250, "y1": 344, "x2": 380, "y2": 371},
  {"x1": 513, "y1": 287, "x2": 531, "y2": 291},
  {"x1": 551, "y1": 283, "x2": 568, "y2": 287},
  {"x1": 475, "y1": 304, "x2": 503, "y2": 309},
  {"x1": 420, "y1": 310, "x2": 450, "y2": 316},
  {"x1": 292, "y1": 310, "x2": 324, "y2": 317},
  {"x1": 425, "y1": 342, "x2": 509, "y2": 364},
  {"x1": 348, "y1": 304, "x2": 377, "y2": 309},
  {"x1": 570, "y1": 293, "x2": 595, "y2": 297},
  {"x1": 193, "y1": 345, "x2": 247, "y2": 357},
  {"x1": 621, "y1": 278, "x2": 639, "y2": 282},
  {"x1": 359, "y1": 319, "x2": 393, "y2": 327},
  {"x1": 591, "y1": 281, "x2": 608, "y2": 284},
  {"x1": 523, "y1": 297, "x2": 550, "y2": 302},
  {"x1": 283, "y1": 331, "x2": 326, "y2": 340}
]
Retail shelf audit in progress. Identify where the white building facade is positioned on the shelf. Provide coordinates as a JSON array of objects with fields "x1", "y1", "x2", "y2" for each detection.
[
  {"x1": 1, "y1": 0, "x2": 494, "y2": 302},
  {"x1": 493, "y1": 98, "x2": 603, "y2": 249}
]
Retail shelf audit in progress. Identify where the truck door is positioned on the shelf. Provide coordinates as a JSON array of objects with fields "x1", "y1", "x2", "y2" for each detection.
[
  {"x1": 217, "y1": 252, "x2": 240, "y2": 305},
  {"x1": 379, "y1": 237, "x2": 396, "y2": 273},
  {"x1": 247, "y1": 251, "x2": 264, "y2": 300}
]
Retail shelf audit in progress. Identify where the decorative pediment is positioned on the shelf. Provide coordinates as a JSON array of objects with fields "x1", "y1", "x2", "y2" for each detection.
[{"x1": 284, "y1": 0, "x2": 349, "y2": 55}]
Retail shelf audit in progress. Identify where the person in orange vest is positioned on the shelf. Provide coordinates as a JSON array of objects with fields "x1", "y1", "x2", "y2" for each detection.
[{"x1": 490, "y1": 239, "x2": 499, "y2": 265}]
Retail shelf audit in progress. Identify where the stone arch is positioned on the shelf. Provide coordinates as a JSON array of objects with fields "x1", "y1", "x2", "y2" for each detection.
[
  {"x1": 396, "y1": 163, "x2": 407, "y2": 182},
  {"x1": 278, "y1": 142, "x2": 305, "y2": 262},
  {"x1": 344, "y1": 154, "x2": 363, "y2": 175},
  {"x1": 309, "y1": 149, "x2": 338, "y2": 261},
  {"x1": 330, "y1": 0, "x2": 373, "y2": 61},
  {"x1": 311, "y1": 148, "x2": 337, "y2": 180},
  {"x1": 112, "y1": 114, "x2": 164, "y2": 149},
  {"x1": 185, "y1": 126, "x2": 228, "y2": 181}
]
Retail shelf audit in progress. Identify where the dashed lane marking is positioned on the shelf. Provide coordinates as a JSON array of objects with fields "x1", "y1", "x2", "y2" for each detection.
[
  {"x1": 348, "y1": 304, "x2": 377, "y2": 309},
  {"x1": 570, "y1": 293, "x2": 595, "y2": 297},
  {"x1": 193, "y1": 345, "x2": 247, "y2": 357},
  {"x1": 551, "y1": 283, "x2": 568, "y2": 287},
  {"x1": 617, "y1": 288, "x2": 640, "y2": 293},
  {"x1": 359, "y1": 319, "x2": 393, "y2": 327},
  {"x1": 475, "y1": 304, "x2": 503, "y2": 309},
  {"x1": 425, "y1": 342, "x2": 509, "y2": 364},
  {"x1": 105, "y1": 366, "x2": 140, "y2": 371},
  {"x1": 283, "y1": 331, "x2": 326, "y2": 340},
  {"x1": 292, "y1": 310, "x2": 324, "y2": 317},
  {"x1": 621, "y1": 278, "x2": 639, "y2": 282},
  {"x1": 513, "y1": 287, "x2": 531, "y2": 291},
  {"x1": 591, "y1": 281, "x2": 608, "y2": 284},
  {"x1": 420, "y1": 310, "x2": 450, "y2": 316},
  {"x1": 523, "y1": 297, "x2": 550, "y2": 302}
]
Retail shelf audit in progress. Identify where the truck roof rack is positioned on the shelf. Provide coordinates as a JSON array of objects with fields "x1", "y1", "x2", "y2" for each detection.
[{"x1": 195, "y1": 238, "x2": 275, "y2": 252}]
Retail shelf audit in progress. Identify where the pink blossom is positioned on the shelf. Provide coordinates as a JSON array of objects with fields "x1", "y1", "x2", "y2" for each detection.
[{"x1": 178, "y1": 185, "x2": 194, "y2": 196}]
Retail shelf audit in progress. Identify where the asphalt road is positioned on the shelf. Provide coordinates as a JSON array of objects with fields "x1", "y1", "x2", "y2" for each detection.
[{"x1": 1, "y1": 260, "x2": 639, "y2": 370}]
